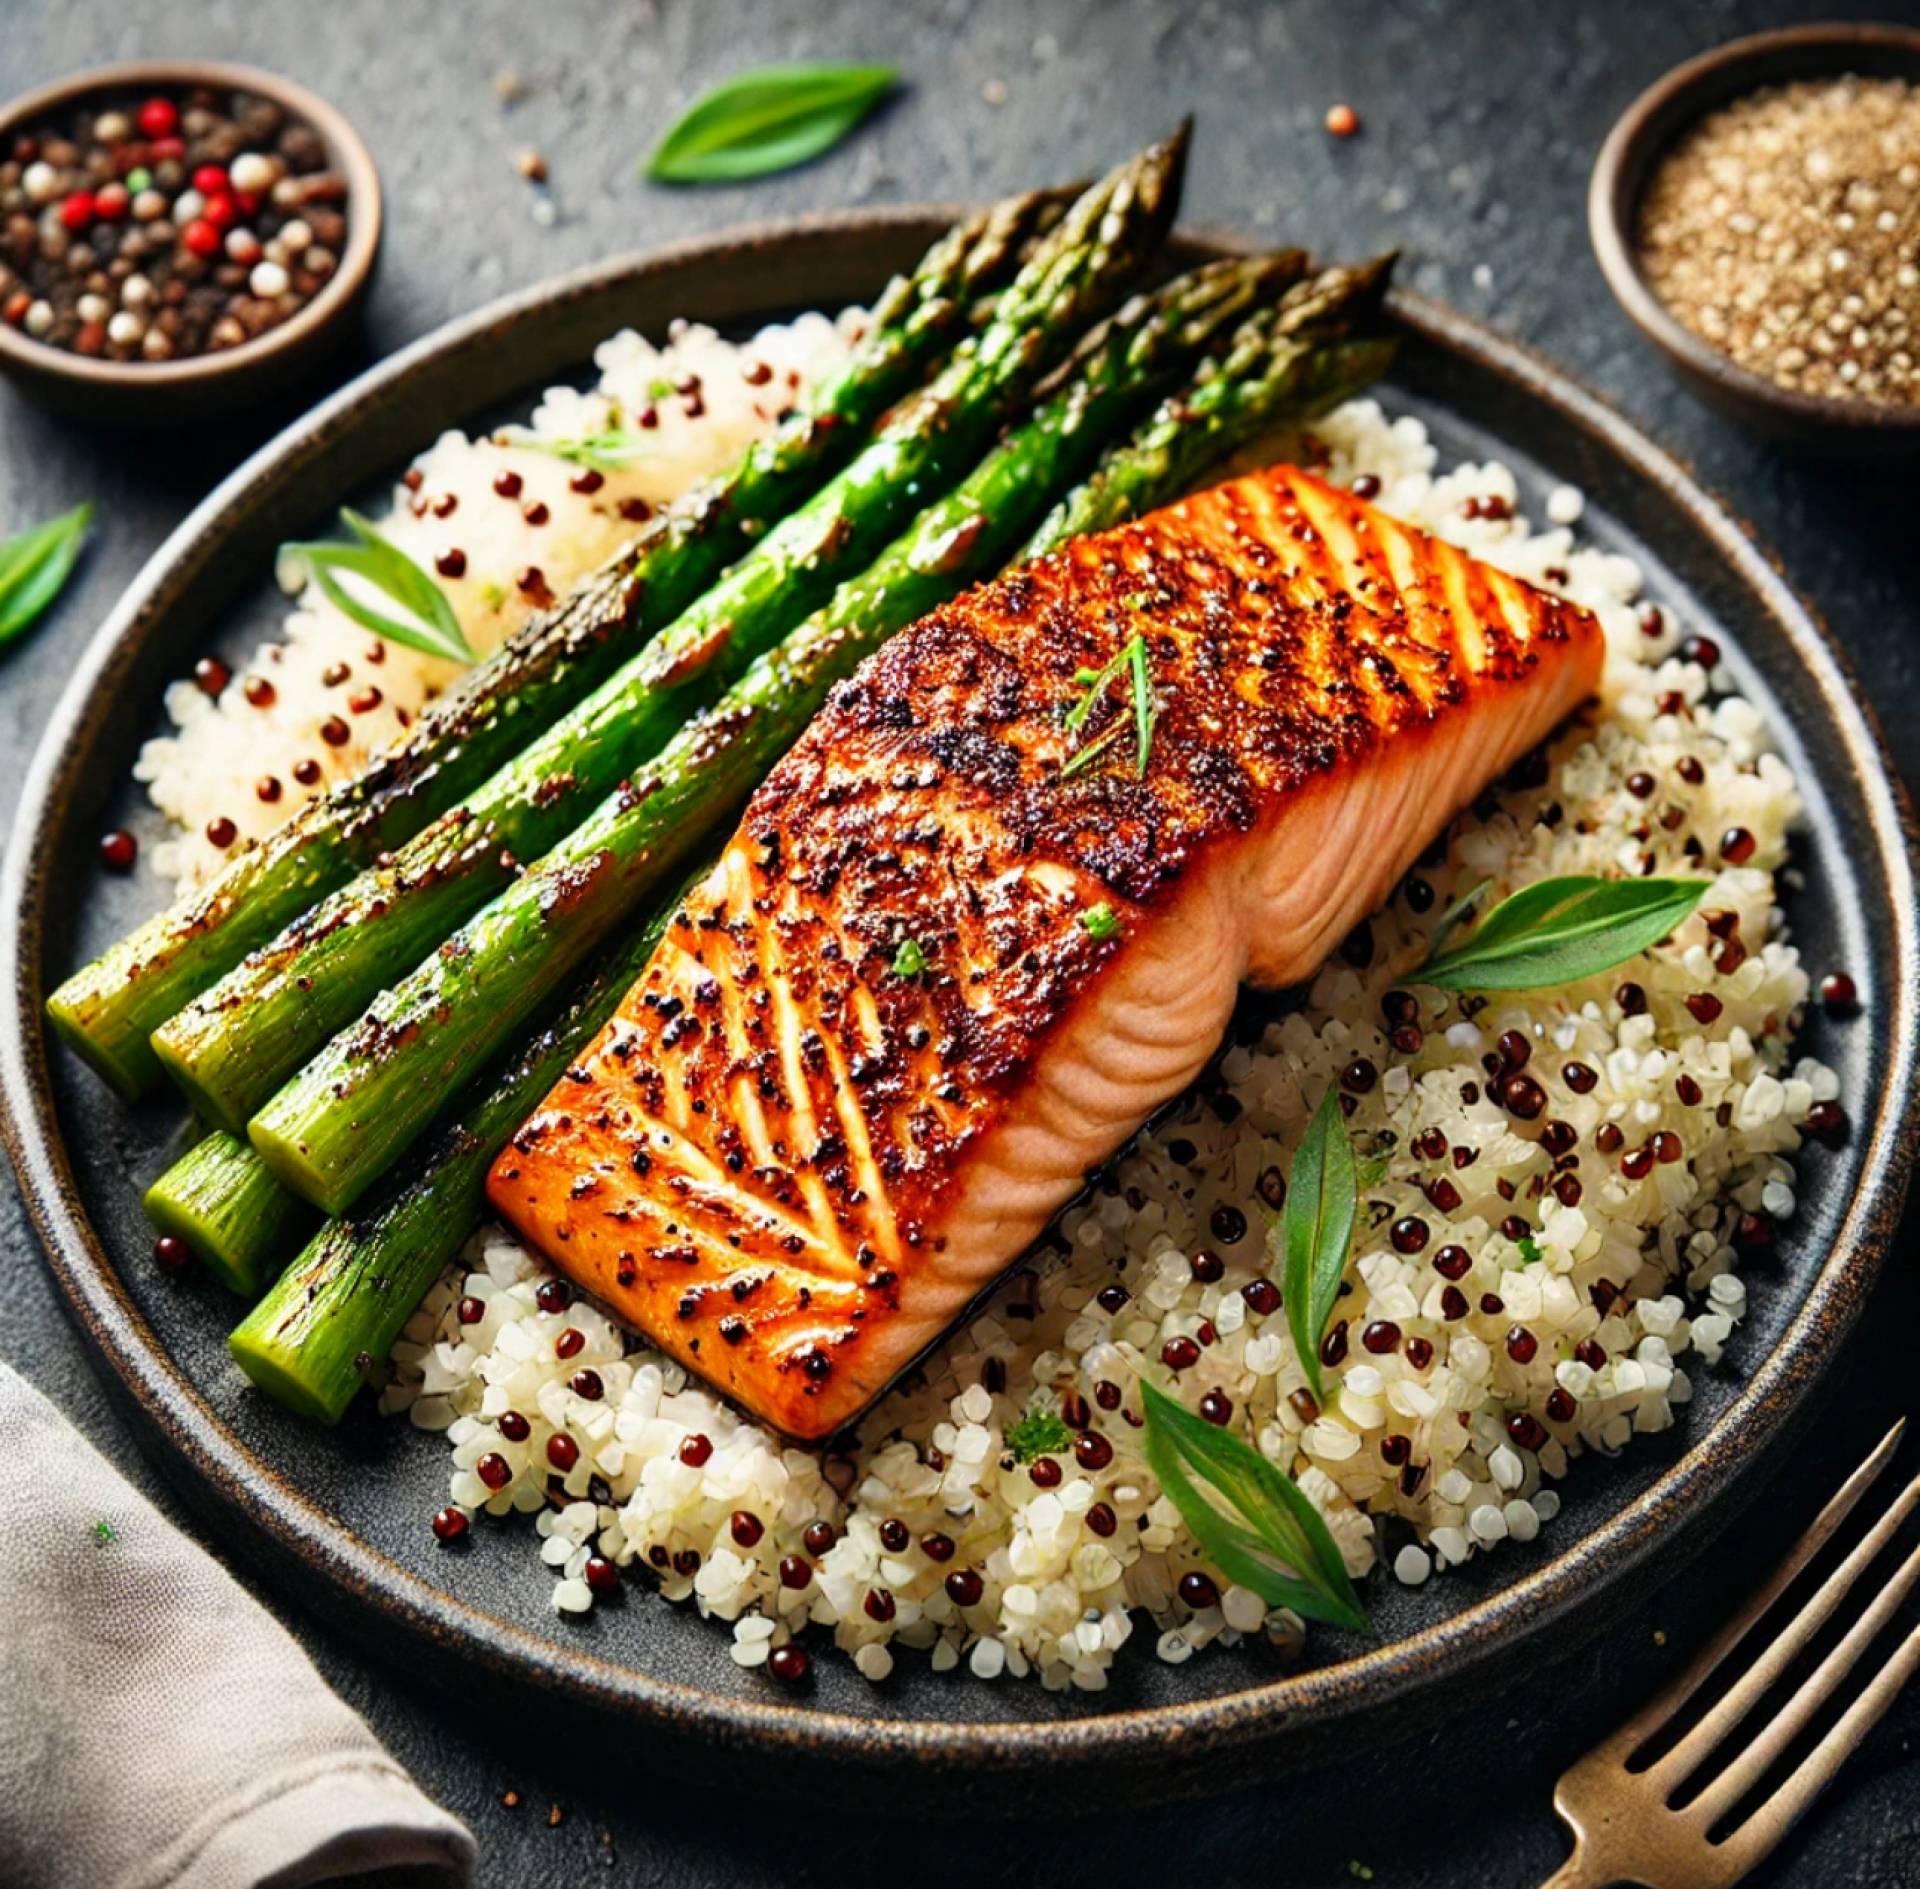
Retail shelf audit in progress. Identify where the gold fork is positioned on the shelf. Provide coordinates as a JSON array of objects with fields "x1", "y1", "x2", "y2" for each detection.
[{"x1": 1542, "y1": 1420, "x2": 1920, "y2": 1888}]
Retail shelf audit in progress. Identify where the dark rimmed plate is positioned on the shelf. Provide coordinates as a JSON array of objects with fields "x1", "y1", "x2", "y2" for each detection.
[{"x1": 2, "y1": 212, "x2": 1915, "y2": 1810}]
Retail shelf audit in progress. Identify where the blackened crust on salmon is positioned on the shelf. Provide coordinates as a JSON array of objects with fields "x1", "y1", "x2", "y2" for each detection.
[{"x1": 486, "y1": 463, "x2": 1603, "y2": 1437}]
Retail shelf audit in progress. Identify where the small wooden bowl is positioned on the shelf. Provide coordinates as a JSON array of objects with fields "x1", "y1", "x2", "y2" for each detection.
[
  {"x1": 1589, "y1": 23, "x2": 1920, "y2": 454},
  {"x1": 0, "y1": 60, "x2": 382, "y2": 426}
]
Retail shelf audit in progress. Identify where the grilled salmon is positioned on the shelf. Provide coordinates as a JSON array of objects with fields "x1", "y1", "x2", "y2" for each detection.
[{"x1": 487, "y1": 463, "x2": 1605, "y2": 1438}]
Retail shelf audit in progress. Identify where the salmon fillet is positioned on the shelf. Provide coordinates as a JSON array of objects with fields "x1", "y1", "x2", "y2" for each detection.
[{"x1": 487, "y1": 463, "x2": 1605, "y2": 1438}]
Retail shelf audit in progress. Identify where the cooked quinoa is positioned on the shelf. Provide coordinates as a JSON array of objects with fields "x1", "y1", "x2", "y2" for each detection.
[
  {"x1": 128, "y1": 293, "x2": 1837, "y2": 1691},
  {"x1": 346, "y1": 389, "x2": 1839, "y2": 1692}
]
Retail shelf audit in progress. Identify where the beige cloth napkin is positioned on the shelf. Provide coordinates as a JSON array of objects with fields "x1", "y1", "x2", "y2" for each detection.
[{"x1": 0, "y1": 1359, "x2": 475, "y2": 1889}]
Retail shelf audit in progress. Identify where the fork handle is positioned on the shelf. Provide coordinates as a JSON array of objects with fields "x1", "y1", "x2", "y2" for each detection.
[{"x1": 1535, "y1": 1846, "x2": 1615, "y2": 1889}]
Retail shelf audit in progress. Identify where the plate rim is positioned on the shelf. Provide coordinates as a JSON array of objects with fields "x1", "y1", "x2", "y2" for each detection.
[{"x1": 3, "y1": 205, "x2": 1916, "y2": 1781}]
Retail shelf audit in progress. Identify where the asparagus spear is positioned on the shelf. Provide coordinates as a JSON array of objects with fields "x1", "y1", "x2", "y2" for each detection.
[
  {"x1": 1024, "y1": 256, "x2": 1398, "y2": 552},
  {"x1": 230, "y1": 884, "x2": 693, "y2": 1421},
  {"x1": 250, "y1": 250, "x2": 1390, "y2": 1217},
  {"x1": 44, "y1": 190, "x2": 1069, "y2": 1103},
  {"x1": 143, "y1": 1130, "x2": 316, "y2": 1297},
  {"x1": 229, "y1": 257, "x2": 1398, "y2": 1416},
  {"x1": 155, "y1": 133, "x2": 1190, "y2": 1134}
]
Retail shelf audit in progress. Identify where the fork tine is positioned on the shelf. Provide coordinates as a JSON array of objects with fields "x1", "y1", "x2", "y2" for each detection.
[
  {"x1": 1688, "y1": 1534, "x2": 1920, "y2": 1826},
  {"x1": 1645, "y1": 1462, "x2": 1920, "y2": 1792},
  {"x1": 1606, "y1": 1421, "x2": 1905, "y2": 1766},
  {"x1": 1718, "y1": 1618, "x2": 1920, "y2": 1872}
]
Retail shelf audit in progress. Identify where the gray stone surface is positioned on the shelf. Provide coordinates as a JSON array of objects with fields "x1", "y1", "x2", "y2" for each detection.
[{"x1": 2, "y1": 0, "x2": 1916, "y2": 1882}]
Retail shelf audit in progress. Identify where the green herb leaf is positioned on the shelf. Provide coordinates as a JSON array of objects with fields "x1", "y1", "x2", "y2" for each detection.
[
  {"x1": 1082, "y1": 901, "x2": 1122, "y2": 942},
  {"x1": 1006, "y1": 1402, "x2": 1074, "y2": 1465},
  {"x1": 283, "y1": 509, "x2": 473, "y2": 666},
  {"x1": 1141, "y1": 1379, "x2": 1370, "y2": 1632},
  {"x1": 891, "y1": 937, "x2": 929, "y2": 978},
  {"x1": 1417, "y1": 874, "x2": 1709, "y2": 992},
  {"x1": 1516, "y1": 1235, "x2": 1544, "y2": 1265},
  {"x1": 645, "y1": 64, "x2": 897, "y2": 185},
  {"x1": 0, "y1": 502, "x2": 90, "y2": 646},
  {"x1": 89, "y1": 1518, "x2": 115, "y2": 1546},
  {"x1": 1061, "y1": 632, "x2": 1157, "y2": 780},
  {"x1": 1282, "y1": 1084, "x2": 1358, "y2": 1404},
  {"x1": 500, "y1": 425, "x2": 659, "y2": 470},
  {"x1": 1422, "y1": 876, "x2": 1489, "y2": 961}
]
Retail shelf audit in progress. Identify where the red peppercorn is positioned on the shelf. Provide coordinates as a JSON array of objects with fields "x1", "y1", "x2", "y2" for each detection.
[
  {"x1": 181, "y1": 216, "x2": 221, "y2": 257},
  {"x1": 293, "y1": 758, "x2": 322, "y2": 787},
  {"x1": 99, "y1": 828, "x2": 138, "y2": 872},
  {"x1": 1595, "y1": 1122, "x2": 1625, "y2": 1154},
  {"x1": 1546, "y1": 1387, "x2": 1577, "y2": 1423},
  {"x1": 59, "y1": 191, "x2": 95, "y2": 231},
  {"x1": 1379, "y1": 1433, "x2": 1411, "y2": 1466},
  {"x1": 1361, "y1": 1320, "x2": 1401, "y2": 1355},
  {"x1": 1502, "y1": 1074, "x2": 1548, "y2": 1120},
  {"x1": 921, "y1": 1531, "x2": 956, "y2": 1561},
  {"x1": 1624, "y1": 772, "x2": 1656, "y2": 801},
  {"x1": 1405, "y1": 1336, "x2": 1435, "y2": 1371},
  {"x1": 152, "y1": 1232, "x2": 191, "y2": 1274},
  {"x1": 191, "y1": 163, "x2": 229, "y2": 196},
  {"x1": 1028, "y1": 1456, "x2": 1063, "y2": 1487},
  {"x1": 1320, "y1": 1320, "x2": 1349, "y2": 1369},
  {"x1": 768, "y1": 1644, "x2": 810, "y2": 1685},
  {"x1": 554, "y1": 1326, "x2": 584, "y2": 1359},
  {"x1": 1086, "y1": 1502, "x2": 1118, "y2": 1538},
  {"x1": 1161, "y1": 1336, "x2": 1201, "y2": 1372},
  {"x1": 493, "y1": 469, "x2": 523, "y2": 499},
  {"x1": 570, "y1": 1368, "x2": 604, "y2": 1401},
  {"x1": 1198, "y1": 1389, "x2": 1234, "y2": 1425},
  {"x1": 476, "y1": 1452, "x2": 512, "y2": 1490},
  {"x1": 1820, "y1": 972, "x2": 1859, "y2": 1014},
  {"x1": 1177, "y1": 1571, "x2": 1221, "y2": 1611},
  {"x1": 1615, "y1": 982, "x2": 1648, "y2": 1017},
  {"x1": 679, "y1": 1432, "x2": 713, "y2": 1468},
  {"x1": 1189, "y1": 1248, "x2": 1225, "y2": 1284},
  {"x1": 1074, "y1": 1431, "x2": 1114, "y2": 1470},
  {"x1": 1719, "y1": 827, "x2": 1756, "y2": 865},
  {"x1": 205, "y1": 816, "x2": 236, "y2": 849},
  {"x1": 1425, "y1": 1176, "x2": 1463, "y2": 1213},
  {"x1": 1563, "y1": 1061, "x2": 1598, "y2": 1094},
  {"x1": 1390, "y1": 1216, "x2": 1430, "y2": 1254},
  {"x1": 498, "y1": 1410, "x2": 531, "y2": 1443},
  {"x1": 545, "y1": 1433, "x2": 579, "y2": 1472},
  {"x1": 137, "y1": 96, "x2": 180, "y2": 138},
  {"x1": 1341, "y1": 1058, "x2": 1377, "y2": 1093},
  {"x1": 1506, "y1": 1412, "x2": 1548, "y2": 1451},
  {"x1": 945, "y1": 1568, "x2": 985, "y2": 1607},
  {"x1": 1651, "y1": 1131, "x2": 1684, "y2": 1165},
  {"x1": 778, "y1": 1555, "x2": 812, "y2": 1590},
  {"x1": 802, "y1": 1521, "x2": 836, "y2": 1557},
  {"x1": 1676, "y1": 1074, "x2": 1703, "y2": 1107},
  {"x1": 1096, "y1": 1284, "x2": 1129, "y2": 1314},
  {"x1": 1686, "y1": 992, "x2": 1724, "y2": 1025},
  {"x1": 431, "y1": 1506, "x2": 469, "y2": 1542},
  {"x1": 1481, "y1": 1292, "x2": 1506, "y2": 1315},
  {"x1": 1440, "y1": 1286, "x2": 1470, "y2": 1321},
  {"x1": 1621, "y1": 1146, "x2": 1654, "y2": 1181},
  {"x1": 193, "y1": 655, "x2": 231, "y2": 697},
  {"x1": 256, "y1": 775, "x2": 282, "y2": 804},
  {"x1": 1506, "y1": 1326, "x2": 1539, "y2": 1363},
  {"x1": 535, "y1": 1277, "x2": 571, "y2": 1314},
  {"x1": 1094, "y1": 1380, "x2": 1122, "y2": 1411},
  {"x1": 729, "y1": 1510, "x2": 764, "y2": 1549},
  {"x1": 863, "y1": 1587, "x2": 897, "y2": 1624},
  {"x1": 319, "y1": 715, "x2": 350, "y2": 747},
  {"x1": 457, "y1": 1294, "x2": 485, "y2": 1325},
  {"x1": 583, "y1": 1555, "x2": 619, "y2": 1596},
  {"x1": 1574, "y1": 1338, "x2": 1608, "y2": 1370},
  {"x1": 672, "y1": 1550, "x2": 700, "y2": 1577}
]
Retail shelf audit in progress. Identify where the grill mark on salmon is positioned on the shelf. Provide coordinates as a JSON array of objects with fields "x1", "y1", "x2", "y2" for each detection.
[{"x1": 487, "y1": 464, "x2": 1605, "y2": 1437}]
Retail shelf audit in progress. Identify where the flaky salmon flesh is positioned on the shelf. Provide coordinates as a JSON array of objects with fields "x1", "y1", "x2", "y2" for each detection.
[{"x1": 487, "y1": 463, "x2": 1605, "y2": 1438}]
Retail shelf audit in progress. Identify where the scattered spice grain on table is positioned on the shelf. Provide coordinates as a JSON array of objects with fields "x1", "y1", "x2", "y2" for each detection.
[{"x1": 1635, "y1": 75, "x2": 1919, "y2": 407}]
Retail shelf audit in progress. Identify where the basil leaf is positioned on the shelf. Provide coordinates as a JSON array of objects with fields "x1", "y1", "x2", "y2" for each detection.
[
  {"x1": 0, "y1": 502, "x2": 90, "y2": 646},
  {"x1": 646, "y1": 64, "x2": 897, "y2": 184},
  {"x1": 1417, "y1": 874, "x2": 1708, "y2": 991},
  {"x1": 283, "y1": 509, "x2": 473, "y2": 665},
  {"x1": 1141, "y1": 1380, "x2": 1369, "y2": 1632},
  {"x1": 1282, "y1": 1083, "x2": 1357, "y2": 1404}
]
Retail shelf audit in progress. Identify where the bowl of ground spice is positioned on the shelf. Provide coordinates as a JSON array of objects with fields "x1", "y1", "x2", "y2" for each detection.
[
  {"x1": 0, "y1": 61, "x2": 381, "y2": 424},
  {"x1": 1590, "y1": 23, "x2": 1920, "y2": 451}
]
